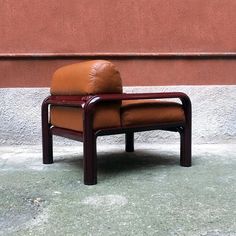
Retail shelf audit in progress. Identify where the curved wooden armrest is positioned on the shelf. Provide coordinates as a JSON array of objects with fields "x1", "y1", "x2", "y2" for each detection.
[
  {"x1": 43, "y1": 92, "x2": 191, "y2": 110},
  {"x1": 42, "y1": 92, "x2": 191, "y2": 130},
  {"x1": 82, "y1": 92, "x2": 192, "y2": 134},
  {"x1": 83, "y1": 92, "x2": 191, "y2": 114},
  {"x1": 85, "y1": 92, "x2": 190, "y2": 101},
  {"x1": 43, "y1": 95, "x2": 85, "y2": 107}
]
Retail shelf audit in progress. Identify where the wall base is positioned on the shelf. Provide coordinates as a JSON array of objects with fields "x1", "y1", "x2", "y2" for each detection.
[{"x1": 1, "y1": 86, "x2": 236, "y2": 145}]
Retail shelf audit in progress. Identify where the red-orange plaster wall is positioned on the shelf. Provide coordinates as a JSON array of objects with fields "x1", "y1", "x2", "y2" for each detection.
[{"x1": 0, "y1": 0, "x2": 235, "y2": 87}]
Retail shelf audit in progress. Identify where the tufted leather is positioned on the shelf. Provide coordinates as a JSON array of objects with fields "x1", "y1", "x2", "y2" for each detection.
[{"x1": 50, "y1": 60, "x2": 123, "y2": 95}]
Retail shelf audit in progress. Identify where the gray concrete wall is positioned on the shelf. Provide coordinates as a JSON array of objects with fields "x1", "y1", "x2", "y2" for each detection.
[{"x1": 1, "y1": 86, "x2": 236, "y2": 145}]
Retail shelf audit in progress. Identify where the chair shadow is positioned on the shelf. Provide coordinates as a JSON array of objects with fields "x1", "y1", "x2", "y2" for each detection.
[{"x1": 53, "y1": 149, "x2": 180, "y2": 175}]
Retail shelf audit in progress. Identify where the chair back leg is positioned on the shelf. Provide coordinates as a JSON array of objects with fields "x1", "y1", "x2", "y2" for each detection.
[
  {"x1": 42, "y1": 101, "x2": 53, "y2": 164},
  {"x1": 125, "y1": 132, "x2": 134, "y2": 152},
  {"x1": 180, "y1": 126, "x2": 191, "y2": 167}
]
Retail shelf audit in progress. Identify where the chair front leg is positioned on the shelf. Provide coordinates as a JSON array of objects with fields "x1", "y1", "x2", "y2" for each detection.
[
  {"x1": 179, "y1": 94, "x2": 192, "y2": 167},
  {"x1": 125, "y1": 132, "x2": 134, "y2": 152},
  {"x1": 83, "y1": 130, "x2": 97, "y2": 185},
  {"x1": 42, "y1": 99, "x2": 53, "y2": 164},
  {"x1": 83, "y1": 98, "x2": 97, "y2": 185}
]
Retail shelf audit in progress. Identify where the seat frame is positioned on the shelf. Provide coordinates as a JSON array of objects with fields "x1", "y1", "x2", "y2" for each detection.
[{"x1": 42, "y1": 92, "x2": 192, "y2": 185}]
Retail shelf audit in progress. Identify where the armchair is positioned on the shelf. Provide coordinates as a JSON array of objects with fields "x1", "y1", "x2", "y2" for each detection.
[{"x1": 42, "y1": 60, "x2": 191, "y2": 185}]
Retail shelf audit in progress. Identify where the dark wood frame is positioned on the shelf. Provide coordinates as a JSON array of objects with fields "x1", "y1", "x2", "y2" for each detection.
[{"x1": 42, "y1": 92, "x2": 192, "y2": 185}]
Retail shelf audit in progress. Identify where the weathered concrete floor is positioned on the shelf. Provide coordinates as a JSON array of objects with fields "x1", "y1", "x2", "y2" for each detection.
[{"x1": 0, "y1": 144, "x2": 236, "y2": 236}]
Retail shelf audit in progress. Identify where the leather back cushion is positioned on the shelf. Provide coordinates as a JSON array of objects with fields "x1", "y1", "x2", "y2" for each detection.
[{"x1": 50, "y1": 60, "x2": 122, "y2": 95}]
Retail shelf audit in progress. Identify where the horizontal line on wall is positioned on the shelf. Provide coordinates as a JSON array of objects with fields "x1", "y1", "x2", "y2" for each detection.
[{"x1": 0, "y1": 52, "x2": 236, "y2": 60}]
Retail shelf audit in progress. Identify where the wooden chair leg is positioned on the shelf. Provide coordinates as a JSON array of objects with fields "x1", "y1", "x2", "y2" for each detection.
[
  {"x1": 125, "y1": 132, "x2": 134, "y2": 152},
  {"x1": 42, "y1": 124, "x2": 53, "y2": 164},
  {"x1": 42, "y1": 101, "x2": 53, "y2": 164},
  {"x1": 180, "y1": 126, "x2": 191, "y2": 167},
  {"x1": 83, "y1": 132, "x2": 97, "y2": 185}
]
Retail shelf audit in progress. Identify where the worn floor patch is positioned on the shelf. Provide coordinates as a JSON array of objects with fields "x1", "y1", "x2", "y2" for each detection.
[
  {"x1": 0, "y1": 144, "x2": 236, "y2": 236},
  {"x1": 82, "y1": 194, "x2": 128, "y2": 209}
]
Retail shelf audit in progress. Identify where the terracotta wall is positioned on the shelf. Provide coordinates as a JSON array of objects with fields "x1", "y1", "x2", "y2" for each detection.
[{"x1": 0, "y1": 0, "x2": 235, "y2": 87}]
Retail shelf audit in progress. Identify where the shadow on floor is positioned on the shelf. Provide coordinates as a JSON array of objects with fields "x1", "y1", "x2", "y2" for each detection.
[{"x1": 53, "y1": 149, "x2": 180, "y2": 175}]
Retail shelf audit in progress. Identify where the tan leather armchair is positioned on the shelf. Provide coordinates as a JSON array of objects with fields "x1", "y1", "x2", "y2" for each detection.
[{"x1": 42, "y1": 60, "x2": 191, "y2": 185}]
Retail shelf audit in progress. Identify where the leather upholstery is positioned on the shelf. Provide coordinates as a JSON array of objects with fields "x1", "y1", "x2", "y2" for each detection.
[
  {"x1": 50, "y1": 99, "x2": 185, "y2": 131},
  {"x1": 50, "y1": 102, "x2": 121, "y2": 132},
  {"x1": 50, "y1": 60, "x2": 122, "y2": 131},
  {"x1": 121, "y1": 100, "x2": 185, "y2": 126},
  {"x1": 50, "y1": 60, "x2": 185, "y2": 131},
  {"x1": 50, "y1": 60, "x2": 122, "y2": 95}
]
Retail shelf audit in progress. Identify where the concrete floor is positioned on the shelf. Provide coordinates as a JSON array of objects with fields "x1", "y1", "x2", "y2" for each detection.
[{"x1": 0, "y1": 144, "x2": 236, "y2": 236}]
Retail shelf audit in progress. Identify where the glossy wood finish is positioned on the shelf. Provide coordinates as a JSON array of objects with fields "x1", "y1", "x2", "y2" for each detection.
[
  {"x1": 125, "y1": 132, "x2": 134, "y2": 152},
  {"x1": 51, "y1": 127, "x2": 83, "y2": 142},
  {"x1": 83, "y1": 98, "x2": 98, "y2": 185},
  {"x1": 180, "y1": 96, "x2": 192, "y2": 167},
  {"x1": 42, "y1": 92, "x2": 192, "y2": 185},
  {"x1": 41, "y1": 97, "x2": 53, "y2": 164}
]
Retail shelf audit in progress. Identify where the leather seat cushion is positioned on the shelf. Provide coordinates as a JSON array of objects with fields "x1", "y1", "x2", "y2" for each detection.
[
  {"x1": 121, "y1": 100, "x2": 185, "y2": 126},
  {"x1": 50, "y1": 60, "x2": 122, "y2": 95},
  {"x1": 50, "y1": 102, "x2": 121, "y2": 132}
]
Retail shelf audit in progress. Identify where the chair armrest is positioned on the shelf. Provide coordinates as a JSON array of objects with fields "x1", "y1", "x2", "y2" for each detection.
[
  {"x1": 84, "y1": 92, "x2": 189, "y2": 101},
  {"x1": 42, "y1": 92, "x2": 191, "y2": 115},
  {"x1": 42, "y1": 95, "x2": 85, "y2": 107},
  {"x1": 83, "y1": 92, "x2": 192, "y2": 131},
  {"x1": 43, "y1": 92, "x2": 191, "y2": 108},
  {"x1": 83, "y1": 92, "x2": 191, "y2": 112},
  {"x1": 42, "y1": 92, "x2": 191, "y2": 133}
]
